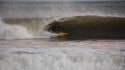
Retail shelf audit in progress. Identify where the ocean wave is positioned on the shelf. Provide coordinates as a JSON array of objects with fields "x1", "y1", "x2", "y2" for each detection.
[
  {"x1": 0, "y1": 18, "x2": 33, "y2": 40},
  {"x1": 46, "y1": 16, "x2": 125, "y2": 40},
  {"x1": 0, "y1": 17, "x2": 58, "y2": 40},
  {"x1": 1, "y1": 15, "x2": 125, "y2": 40}
]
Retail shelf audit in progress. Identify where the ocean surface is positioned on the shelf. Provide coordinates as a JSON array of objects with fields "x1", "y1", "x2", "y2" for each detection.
[{"x1": 0, "y1": 1, "x2": 125, "y2": 70}]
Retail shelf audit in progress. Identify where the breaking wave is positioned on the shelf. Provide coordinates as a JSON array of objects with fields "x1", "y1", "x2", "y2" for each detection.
[
  {"x1": 0, "y1": 18, "x2": 33, "y2": 39},
  {"x1": 0, "y1": 17, "x2": 59, "y2": 40},
  {"x1": 47, "y1": 16, "x2": 125, "y2": 40},
  {"x1": 0, "y1": 15, "x2": 125, "y2": 40}
]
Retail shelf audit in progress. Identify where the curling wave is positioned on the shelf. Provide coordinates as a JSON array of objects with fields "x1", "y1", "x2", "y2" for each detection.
[
  {"x1": 46, "y1": 16, "x2": 125, "y2": 40},
  {"x1": 0, "y1": 17, "x2": 58, "y2": 40},
  {"x1": 1, "y1": 15, "x2": 125, "y2": 40}
]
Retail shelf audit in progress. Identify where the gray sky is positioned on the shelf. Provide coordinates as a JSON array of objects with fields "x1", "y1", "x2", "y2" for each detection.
[{"x1": 1, "y1": 0, "x2": 123, "y2": 1}]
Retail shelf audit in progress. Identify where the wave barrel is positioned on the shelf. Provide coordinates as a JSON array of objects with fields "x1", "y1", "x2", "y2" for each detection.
[{"x1": 46, "y1": 16, "x2": 125, "y2": 40}]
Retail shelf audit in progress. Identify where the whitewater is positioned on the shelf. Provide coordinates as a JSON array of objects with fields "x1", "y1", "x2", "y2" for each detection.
[
  {"x1": 0, "y1": 1, "x2": 125, "y2": 70},
  {"x1": 0, "y1": 40, "x2": 125, "y2": 70}
]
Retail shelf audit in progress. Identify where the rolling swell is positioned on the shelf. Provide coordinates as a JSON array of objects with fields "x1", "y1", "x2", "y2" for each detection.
[{"x1": 47, "y1": 16, "x2": 125, "y2": 40}]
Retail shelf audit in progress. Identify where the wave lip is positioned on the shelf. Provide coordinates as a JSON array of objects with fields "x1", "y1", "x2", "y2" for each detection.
[{"x1": 46, "y1": 16, "x2": 125, "y2": 40}]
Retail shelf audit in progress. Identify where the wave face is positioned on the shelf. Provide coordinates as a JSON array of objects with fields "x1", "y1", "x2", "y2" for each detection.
[
  {"x1": 0, "y1": 47, "x2": 125, "y2": 70},
  {"x1": 1, "y1": 16, "x2": 125, "y2": 40},
  {"x1": 47, "y1": 16, "x2": 125, "y2": 40}
]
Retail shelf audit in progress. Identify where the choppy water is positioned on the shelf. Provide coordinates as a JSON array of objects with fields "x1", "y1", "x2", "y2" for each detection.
[
  {"x1": 0, "y1": 40, "x2": 125, "y2": 70},
  {"x1": 0, "y1": 1, "x2": 125, "y2": 70}
]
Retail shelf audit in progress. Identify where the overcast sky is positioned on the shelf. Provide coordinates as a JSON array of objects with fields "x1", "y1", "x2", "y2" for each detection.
[{"x1": 1, "y1": 0, "x2": 123, "y2": 1}]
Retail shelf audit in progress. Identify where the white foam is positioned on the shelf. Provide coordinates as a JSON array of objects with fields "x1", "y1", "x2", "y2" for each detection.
[
  {"x1": 0, "y1": 17, "x2": 59, "y2": 40},
  {"x1": 0, "y1": 47, "x2": 125, "y2": 70},
  {"x1": 0, "y1": 18, "x2": 33, "y2": 40}
]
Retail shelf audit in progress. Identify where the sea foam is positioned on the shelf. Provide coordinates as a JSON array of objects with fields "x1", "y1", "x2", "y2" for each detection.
[
  {"x1": 0, "y1": 47, "x2": 125, "y2": 70},
  {"x1": 0, "y1": 17, "x2": 33, "y2": 39},
  {"x1": 0, "y1": 17, "x2": 58, "y2": 40}
]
